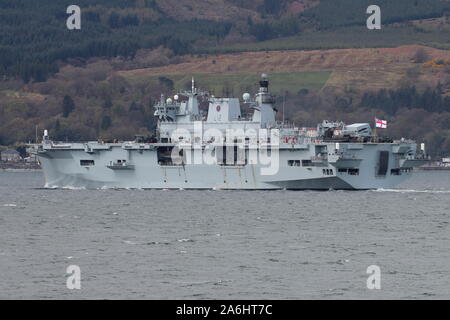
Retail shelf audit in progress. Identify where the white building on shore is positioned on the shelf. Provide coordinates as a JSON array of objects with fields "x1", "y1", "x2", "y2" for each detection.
[{"x1": 0, "y1": 149, "x2": 21, "y2": 162}]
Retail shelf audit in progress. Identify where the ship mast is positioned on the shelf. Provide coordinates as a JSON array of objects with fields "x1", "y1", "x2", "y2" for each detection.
[{"x1": 252, "y1": 73, "x2": 276, "y2": 128}]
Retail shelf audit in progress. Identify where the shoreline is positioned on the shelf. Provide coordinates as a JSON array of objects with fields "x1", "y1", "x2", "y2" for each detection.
[
  {"x1": 0, "y1": 162, "x2": 41, "y2": 171},
  {"x1": 1, "y1": 168, "x2": 42, "y2": 172}
]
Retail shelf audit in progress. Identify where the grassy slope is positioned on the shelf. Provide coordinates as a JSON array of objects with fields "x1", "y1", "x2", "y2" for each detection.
[
  {"x1": 118, "y1": 45, "x2": 450, "y2": 93},
  {"x1": 123, "y1": 71, "x2": 332, "y2": 96}
]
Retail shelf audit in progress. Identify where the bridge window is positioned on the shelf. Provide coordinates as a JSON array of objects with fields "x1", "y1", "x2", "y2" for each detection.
[
  {"x1": 288, "y1": 160, "x2": 301, "y2": 167},
  {"x1": 338, "y1": 168, "x2": 359, "y2": 175},
  {"x1": 302, "y1": 160, "x2": 312, "y2": 167},
  {"x1": 80, "y1": 160, "x2": 95, "y2": 166}
]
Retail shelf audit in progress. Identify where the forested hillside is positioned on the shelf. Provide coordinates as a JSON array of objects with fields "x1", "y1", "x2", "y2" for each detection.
[
  {"x1": 303, "y1": 0, "x2": 450, "y2": 29},
  {"x1": 1, "y1": 0, "x2": 450, "y2": 82},
  {"x1": 0, "y1": 0, "x2": 233, "y2": 82}
]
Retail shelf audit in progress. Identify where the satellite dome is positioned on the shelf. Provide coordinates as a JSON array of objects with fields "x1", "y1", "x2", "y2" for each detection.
[
  {"x1": 174, "y1": 95, "x2": 179, "y2": 101},
  {"x1": 166, "y1": 98, "x2": 173, "y2": 104},
  {"x1": 243, "y1": 93, "x2": 251, "y2": 101}
]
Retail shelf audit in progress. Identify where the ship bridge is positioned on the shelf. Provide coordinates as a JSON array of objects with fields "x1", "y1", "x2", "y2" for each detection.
[{"x1": 153, "y1": 75, "x2": 280, "y2": 142}]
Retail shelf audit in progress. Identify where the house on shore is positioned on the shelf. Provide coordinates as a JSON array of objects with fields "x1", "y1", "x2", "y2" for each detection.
[
  {"x1": 442, "y1": 157, "x2": 450, "y2": 167},
  {"x1": 0, "y1": 149, "x2": 21, "y2": 162}
]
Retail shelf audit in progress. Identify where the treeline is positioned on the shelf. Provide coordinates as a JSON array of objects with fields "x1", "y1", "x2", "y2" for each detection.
[
  {"x1": 360, "y1": 86, "x2": 450, "y2": 115},
  {"x1": 226, "y1": 0, "x2": 288, "y2": 15},
  {"x1": 0, "y1": 0, "x2": 232, "y2": 82},
  {"x1": 303, "y1": 0, "x2": 450, "y2": 29},
  {"x1": 248, "y1": 16, "x2": 301, "y2": 41},
  {"x1": 260, "y1": 0, "x2": 286, "y2": 15}
]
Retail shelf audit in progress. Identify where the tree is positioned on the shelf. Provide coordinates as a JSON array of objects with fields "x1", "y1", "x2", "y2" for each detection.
[
  {"x1": 62, "y1": 95, "x2": 75, "y2": 117},
  {"x1": 15, "y1": 145, "x2": 28, "y2": 158},
  {"x1": 121, "y1": 15, "x2": 139, "y2": 26},
  {"x1": 158, "y1": 76, "x2": 174, "y2": 90},
  {"x1": 101, "y1": 115, "x2": 112, "y2": 130},
  {"x1": 413, "y1": 48, "x2": 429, "y2": 63},
  {"x1": 108, "y1": 12, "x2": 121, "y2": 28},
  {"x1": 103, "y1": 96, "x2": 113, "y2": 108},
  {"x1": 250, "y1": 22, "x2": 274, "y2": 41},
  {"x1": 264, "y1": 0, "x2": 283, "y2": 14},
  {"x1": 166, "y1": 38, "x2": 191, "y2": 56},
  {"x1": 129, "y1": 101, "x2": 143, "y2": 112}
]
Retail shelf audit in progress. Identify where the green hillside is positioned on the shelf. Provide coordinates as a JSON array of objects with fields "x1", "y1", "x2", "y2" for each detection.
[{"x1": 123, "y1": 71, "x2": 332, "y2": 96}]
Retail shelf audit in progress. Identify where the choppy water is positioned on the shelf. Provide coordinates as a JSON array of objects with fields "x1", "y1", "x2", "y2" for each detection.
[{"x1": 0, "y1": 170, "x2": 449, "y2": 299}]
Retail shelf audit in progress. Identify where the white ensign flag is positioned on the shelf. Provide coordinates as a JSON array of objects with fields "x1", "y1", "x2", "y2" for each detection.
[{"x1": 375, "y1": 118, "x2": 387, "y2": 128}]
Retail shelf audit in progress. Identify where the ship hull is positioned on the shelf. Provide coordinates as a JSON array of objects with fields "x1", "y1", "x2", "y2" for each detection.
[{"x1": 37, "y1": 141, "x2": 422, "y2": 190}]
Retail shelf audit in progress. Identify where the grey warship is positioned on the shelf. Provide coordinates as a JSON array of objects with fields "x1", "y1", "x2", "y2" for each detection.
[{"x1": 34, "y1": 75, "x2": 427, "y2": 190}]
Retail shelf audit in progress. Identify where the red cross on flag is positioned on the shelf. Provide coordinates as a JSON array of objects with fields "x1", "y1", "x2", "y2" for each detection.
[{"x1": 375, "y1": 118, "x2": 387, "y2": 129}]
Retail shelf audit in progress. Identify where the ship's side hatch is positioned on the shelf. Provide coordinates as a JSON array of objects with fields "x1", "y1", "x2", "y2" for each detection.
[
  {"x1": 216, "y1": 145, "x2": 246, "y2": 166},
  {"x1": 157, "y1": 146, "x2": 183, "y2": 166},
  {"x1": 377, "y1": 151, "x2": 389, "y2": 176}
]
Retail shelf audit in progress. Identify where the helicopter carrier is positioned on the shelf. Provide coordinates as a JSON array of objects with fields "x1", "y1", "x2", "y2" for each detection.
[{"x1": 33, "y1": 75, "x2": 428, "y2": 190}]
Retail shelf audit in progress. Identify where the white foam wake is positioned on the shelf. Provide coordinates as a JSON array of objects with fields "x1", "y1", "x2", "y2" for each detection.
[
  {"x1": 43, "y1": 184, "x2": 86, "y2": 190},
  {"x1": 374, "y1": 188, "x2": 450, "y2": 194},
  {"x1": 61, "y1": 186, "x2": 86, "y2": 190}
]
